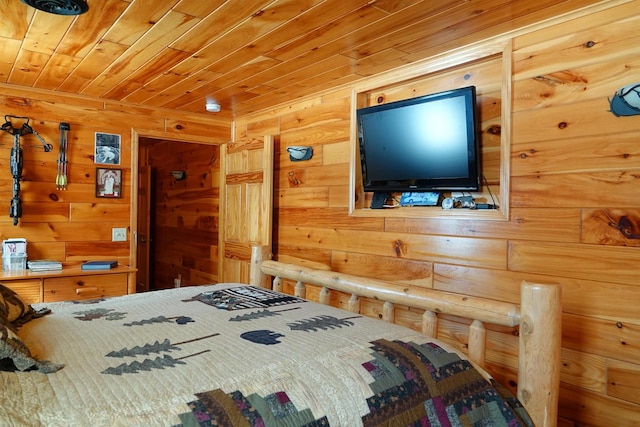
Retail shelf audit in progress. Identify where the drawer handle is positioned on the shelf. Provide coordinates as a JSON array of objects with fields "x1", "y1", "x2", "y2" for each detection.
[{"x1": 76, "y1": 287, "x2": 98, "y2": 295}]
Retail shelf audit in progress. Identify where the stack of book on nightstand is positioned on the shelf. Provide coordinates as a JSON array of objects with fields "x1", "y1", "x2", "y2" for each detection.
[
  {"x1": 27, "y1": 260, "x2": 63, "y2": 272},
  {"x1": 81, "y1": 260, "x2": 118, "y2": 271}
]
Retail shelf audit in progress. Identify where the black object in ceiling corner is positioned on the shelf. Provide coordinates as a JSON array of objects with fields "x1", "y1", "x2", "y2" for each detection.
[{"x1": 20, "y1": 0, "x2": 89, "y2": 15}]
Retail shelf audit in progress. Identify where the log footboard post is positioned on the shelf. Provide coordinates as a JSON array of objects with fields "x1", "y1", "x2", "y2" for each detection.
[
  {"x1": 272, "y1": 276, "x2": 282, "y2": 293},
  {"x1": 348, "y1": 294, "x2": 360, "y2": 313},
  {"x1": 250, "y1": 245, "x2": 272, "y2": 288},
  {"x1": 382, "y1": 301, "x2": 394, "y2": 323},
  {"x1": 518, "y1": 281, "x2": 562, "y2": 427},
  {"x1": 421, "y1": 311, "x2": 437, "y2": 337},
  {"x1": 319, "y1": 287, "x2": 330, "y2": 305},
  {"x1": 295, "y1": 281, "x2": 306, "y2": 299},
  {"x1": 468, "y1": 320, "x2": 486, "y2": 368}
]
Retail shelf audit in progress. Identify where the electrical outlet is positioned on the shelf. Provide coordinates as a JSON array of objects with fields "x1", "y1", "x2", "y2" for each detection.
[{"x1": 112, "y1": 228, "x2": 127, "y2": 242}]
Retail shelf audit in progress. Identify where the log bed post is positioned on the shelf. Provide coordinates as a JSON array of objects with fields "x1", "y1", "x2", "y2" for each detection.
[
  {"x1": 348, "y1": 294, "x2": 360, "y2": 313},
  {"x1": 272, "y1": 276, "x2": 283, "y2": 293},
  {"x1": 382, "y1": 301, "x2": 394, "y2": 323},
  {"x1": 294, "y1": 281, "x2": 306, "y2": 299},
  {"x1": 250, "y1": 245, "x2": 271, "y2": 288},
  {"x1": 468, "y1": 320, "x2": 487, "y2": 368},
  {"x1": 319, "y1": 286, "x2": 330, "y2": 305},
  {"x1": 518, "y1": 281, "x2": 562, "y2": 427},
  {"x1": 421, "y1": 310, "x2": 438, "y2": 337}
]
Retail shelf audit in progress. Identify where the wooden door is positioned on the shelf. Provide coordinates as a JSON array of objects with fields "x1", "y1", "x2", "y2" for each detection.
[
  {"x1": 219, "y1": 136, "x2": 274, "y2": 283},
  {"x1": 136, "y1": 163, "x2": 152, "y2": 292}
]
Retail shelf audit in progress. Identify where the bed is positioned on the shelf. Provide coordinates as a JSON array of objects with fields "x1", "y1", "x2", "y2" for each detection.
[{"x1": 1, "y1": 247, "x2": 561, "y2": 427}]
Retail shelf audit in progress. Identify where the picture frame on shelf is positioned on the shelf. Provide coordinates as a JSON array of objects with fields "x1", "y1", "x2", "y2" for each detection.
[{"x1": 96, "y1": 167, "x2": 122, "y2": 198}]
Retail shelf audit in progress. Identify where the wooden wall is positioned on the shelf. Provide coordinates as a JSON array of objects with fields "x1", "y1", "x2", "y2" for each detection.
[
  {"x1": 234, "y1": 3, "x2": 640, "y2": 426},
  {"x1": 0, "y1": 2, "x2": 637, "y2": 425},
  {"x1": 0, "y1": 84, "x2": 230, "y2": 267},
  {"x1": 146, "y1": 139, "x2": 220, "y2": 289}
]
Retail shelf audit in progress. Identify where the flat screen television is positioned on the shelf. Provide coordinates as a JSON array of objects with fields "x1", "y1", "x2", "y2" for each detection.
[{"x1": 357, "y1": 86, "x2": 480, "y2": 198}]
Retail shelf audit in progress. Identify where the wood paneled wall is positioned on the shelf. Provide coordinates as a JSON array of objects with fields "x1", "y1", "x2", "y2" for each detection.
[
  {"x1": 0, "y1": 84, "x2": 229, "y2": 267},
  {"x1": 146, "y1": 139, "x2": 220, "y2": 289},
  {"x1": 0, "y1": 2, "x2": 637, "y2": 425},
  {"x1": 234, "y1": 3, "x2": 640, "y2": 425}
]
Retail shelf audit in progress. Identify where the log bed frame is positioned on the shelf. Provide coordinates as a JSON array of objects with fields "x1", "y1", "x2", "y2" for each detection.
[{"x1": 249, "y1": 248, "x2": 562, "y2": 427}]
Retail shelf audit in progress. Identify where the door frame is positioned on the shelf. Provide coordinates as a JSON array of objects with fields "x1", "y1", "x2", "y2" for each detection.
[{"x1": 130, "y1": 128, "x2": 222, "y2": 290}]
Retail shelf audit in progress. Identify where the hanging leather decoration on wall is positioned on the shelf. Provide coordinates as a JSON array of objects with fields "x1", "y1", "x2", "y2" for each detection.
[{"x1": 608, "y1": 82, "x2": 640, "y2": 117}]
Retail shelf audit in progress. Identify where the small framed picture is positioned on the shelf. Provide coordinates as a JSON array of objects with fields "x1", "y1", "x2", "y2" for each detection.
[
  {"x1": 95, "y1": 132, "x2": 121, "y2": 165},
  {"x1": 96, "y1": 168, "x2": 122, "y2": 198}
]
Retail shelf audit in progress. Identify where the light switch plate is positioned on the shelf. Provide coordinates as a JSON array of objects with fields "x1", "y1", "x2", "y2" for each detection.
[{"x1": 112, "y1": 228, "x2": 127, "y2": 242}]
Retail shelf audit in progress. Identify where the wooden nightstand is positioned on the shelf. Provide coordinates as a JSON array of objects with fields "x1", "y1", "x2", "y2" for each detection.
[{"x1": 0, "y1": 265, "x2": 136, "y2": 303}]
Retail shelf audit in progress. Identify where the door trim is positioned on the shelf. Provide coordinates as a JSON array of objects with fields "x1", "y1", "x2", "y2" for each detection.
[{"x1": 130, "y1": 128, "x2": 225, "y2": 293}]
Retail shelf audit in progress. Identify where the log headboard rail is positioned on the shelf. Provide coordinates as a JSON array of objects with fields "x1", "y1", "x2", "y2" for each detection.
[{"x1": 250, "y1": 250, "x2": 561, "y2": 427}]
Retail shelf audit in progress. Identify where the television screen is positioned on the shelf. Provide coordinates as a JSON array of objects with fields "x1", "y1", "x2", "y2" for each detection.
[{"x1": 357, "y1": 86, "x2": 480, "y2": 195}]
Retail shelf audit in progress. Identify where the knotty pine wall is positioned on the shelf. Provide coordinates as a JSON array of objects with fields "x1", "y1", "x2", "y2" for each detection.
[
  {"x1": 234, "y1": 3, "x2": 640, "y2": 426},
  {"x1": 145, "y1": 139, "x2": 220, "y2": 289},
  {"x1": 0, "y1": 85, "x2": 230, "y2": 267}
]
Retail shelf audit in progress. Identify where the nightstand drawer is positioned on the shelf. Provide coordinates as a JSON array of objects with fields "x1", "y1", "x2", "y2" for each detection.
[
  {"x1": 2, "y1": 279, "x2": 42, "y2": 304},
  {"x1": 43, "y1": 273, "x2": 128, "y2": 302}
]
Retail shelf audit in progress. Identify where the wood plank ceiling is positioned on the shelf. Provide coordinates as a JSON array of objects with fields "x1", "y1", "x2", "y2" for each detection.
[{"x1": 0, "y1": 0, "x2": 605, "y2": 119}]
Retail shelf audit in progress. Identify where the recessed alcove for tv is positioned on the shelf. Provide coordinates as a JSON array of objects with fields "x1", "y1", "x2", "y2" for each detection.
[
  {"x1": 357, "y1": 85, "x2": 481, "y2": 195},
  {"x1": 349, "y1": 43, "x2": 511, "y2": 221}
]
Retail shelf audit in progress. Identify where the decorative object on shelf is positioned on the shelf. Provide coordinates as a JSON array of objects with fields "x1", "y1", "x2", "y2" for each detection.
[
  {"x1": 0, "y1": 115, "x2": 53, "y2": 226},
  {"x1": 94, "y1": 132, "x2": 121, "y2": 165},
  {"x1": 96, "y1": 168, "x2": 122, "y2": 198},
  {"x1": 171, "y1": 170, "x2": 186, "y2": 181},
  {"x1": 286, "y1": 146, "x2": 313, "y2": 161},
  {"x1": 56, "y1": 122, "x2": 70, "y2": 190},
  {"x1": 2, "y1": 238, "x2": 27, "y2": 271},
  {"x1": 609, "y1": 82, "x2": 640, "y2": 117},
  {"x1": 441, "y1": 197, "x2": 454, "y2": 210},
  {"x1": 451, "y1": 192, "x2": 476, "y2": 209},
  {"x1": 400, "y1": 192, "x2": 440, "y2": 206},
  {"x1": 20, "y1": 0, "x2": 88, "y2": 15}
]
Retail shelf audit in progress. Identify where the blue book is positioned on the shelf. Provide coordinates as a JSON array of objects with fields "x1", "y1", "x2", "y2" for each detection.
[{"x1": 81, "y1": 260, "x2": 118, "y2": 270}]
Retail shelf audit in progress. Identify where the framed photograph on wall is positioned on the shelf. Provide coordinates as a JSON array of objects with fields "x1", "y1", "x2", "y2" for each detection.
[
  {"x1": 95, "y1": 132, "x2": 121, "y2": 165},
  {"x1": 96, "y1": 168, "x2": 122, "y2": 198}
]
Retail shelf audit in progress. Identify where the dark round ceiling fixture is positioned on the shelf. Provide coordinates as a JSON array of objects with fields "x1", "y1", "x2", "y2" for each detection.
[{"x1": 20, "y1": 0, "x2": 89, "y2": 15}]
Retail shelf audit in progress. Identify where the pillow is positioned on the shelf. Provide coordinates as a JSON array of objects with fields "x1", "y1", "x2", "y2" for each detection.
[
  {"x1": 0, "y1": 284, "x2": 50, "y2": 329},
  {"x1": 0, "y1": 284, "x2": 61, "y2": 373},
  {"x1": 0, "y1": 322, "x2": 64, "y2": 373},
  {"x1": 0, "y1": 283, "x2": 32, "y2": 322}
]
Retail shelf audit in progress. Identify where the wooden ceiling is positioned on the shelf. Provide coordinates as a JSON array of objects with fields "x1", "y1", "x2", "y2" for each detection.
[{"x1": 1, "y1": 0, "x2": 606, "y2": 119}]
